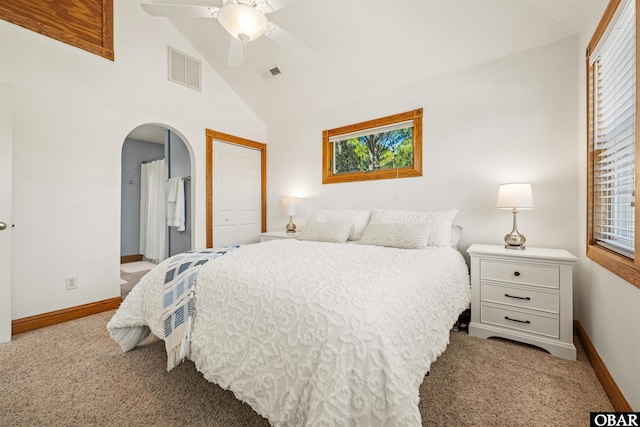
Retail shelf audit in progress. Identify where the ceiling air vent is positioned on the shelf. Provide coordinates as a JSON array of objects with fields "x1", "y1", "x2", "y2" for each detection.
[
  {"x1": 260, "y1": 65, "x2": 282, "y2": 81},
  {"x1": 168, "y1": 46, "x2": 201, "y2": 91}
]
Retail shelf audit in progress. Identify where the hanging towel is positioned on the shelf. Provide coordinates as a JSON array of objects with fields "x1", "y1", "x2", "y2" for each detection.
[{"x1": 167, "y1": 177, "x2": 185, "y2": 231}]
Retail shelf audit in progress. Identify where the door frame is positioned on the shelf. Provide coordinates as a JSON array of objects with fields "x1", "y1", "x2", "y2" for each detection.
[
  {"x1": 206, "y1": 129, "x2": 266, "y2": 248},
  {"x1": 0, "y1": 83, "x2": 13, "y2": 342}
]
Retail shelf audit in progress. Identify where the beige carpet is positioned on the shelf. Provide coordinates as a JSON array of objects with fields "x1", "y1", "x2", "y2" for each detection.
[
  {"x1": 120, "y1": 270, "x2": 149, "y2": 300},
  {"x1": 0, "y1": 311, "x2": 613, "y2": 426}
]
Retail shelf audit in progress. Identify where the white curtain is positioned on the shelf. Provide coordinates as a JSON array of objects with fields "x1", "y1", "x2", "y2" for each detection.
[{"x1": 139, "y1": 159, "x2": 166, "y2": 262}]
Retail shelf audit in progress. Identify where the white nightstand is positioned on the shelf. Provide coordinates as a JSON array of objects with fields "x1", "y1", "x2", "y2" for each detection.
[
  {"x1": 258, "y1": 231, "x2": 299, "y2": 242},
  {"x1": 467, "y1": 244, "x2": 577, "y2": 360}
]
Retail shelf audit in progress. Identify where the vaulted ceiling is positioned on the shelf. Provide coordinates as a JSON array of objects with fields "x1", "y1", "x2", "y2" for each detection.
[{"x1": 143, "y1": 0, "x2": 605, "y2": 124}]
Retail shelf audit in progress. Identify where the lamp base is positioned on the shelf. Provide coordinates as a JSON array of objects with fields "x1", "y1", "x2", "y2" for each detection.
[
  {"x1": 286, "y1": 216, "x2": 296, "y2": 234},
  {"x1": 504, "y1": 232, "x2": 526, "y2": 250},
  {"x1": 505, "y1": 244, "x2": 526, "y2": 250},
  {"x1": 503, "y1": 208, "x2": 527, "y2": 250}
]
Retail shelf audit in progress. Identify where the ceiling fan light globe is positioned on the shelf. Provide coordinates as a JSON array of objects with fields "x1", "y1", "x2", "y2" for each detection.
[{"x1": 218, "y1": 3, "x2": 268, "y2": 41}]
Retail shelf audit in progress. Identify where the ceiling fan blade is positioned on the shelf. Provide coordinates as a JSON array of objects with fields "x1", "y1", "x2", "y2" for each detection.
[
  {"x1": 227, "y1": 37, "x2": 245, "y2": 68},
  {"x1": 266, "y1": 23, "x2": 317, "y2": 62},
  {"x1": 140, "y1": 4, "x2": 218, "y2": 18},
  {"x1": 260, "y1": 0, "x2": 290, "y2": 13}
]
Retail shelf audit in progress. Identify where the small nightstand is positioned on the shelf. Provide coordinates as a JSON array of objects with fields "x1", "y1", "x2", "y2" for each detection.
[
  {"x1": 258, "y1": 231, "x2": 299, "y2": 242},
  {"x1": 467, "y1": 244, "x2": 577, "y2": 360}
]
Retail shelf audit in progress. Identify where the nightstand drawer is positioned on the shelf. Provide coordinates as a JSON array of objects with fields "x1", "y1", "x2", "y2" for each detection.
[
  {"x1": 480, "y1": 260, "x2": 559, "y2": 289},
  {"x1": 481, "y1": 283, "x2": 558, "y2": 313},
  {"x1": 481, "y1": 304, "x2": 559, "y2": 338}
]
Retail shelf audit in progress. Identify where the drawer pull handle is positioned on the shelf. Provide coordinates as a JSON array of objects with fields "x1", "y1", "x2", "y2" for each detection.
[
  {"x1": 504, "y1": 293, "x2": 531, "y2": 301},
  {"x1": 505, "y1": 316, "x2": 531, "y2": 324},
  {"x1": 514, "y1": 271, "x2": 521, "y2": 277}
]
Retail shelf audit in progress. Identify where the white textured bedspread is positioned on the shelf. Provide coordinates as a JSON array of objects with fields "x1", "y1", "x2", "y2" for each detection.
[{"x1": 108, "y1": 240, "x2": 470, "y2": 426}]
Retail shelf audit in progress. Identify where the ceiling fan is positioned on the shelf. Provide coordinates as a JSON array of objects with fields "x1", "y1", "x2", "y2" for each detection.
[{"x1": 140, "y1": 0, "x2": 317, "y2": 67}]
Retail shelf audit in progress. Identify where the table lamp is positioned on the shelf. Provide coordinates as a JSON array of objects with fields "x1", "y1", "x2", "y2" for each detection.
[
  {"x1": 281, "y1": 196, "x2": 299, "y2": 233},
  {"x1": 497, "y1": 183, "x2": 534, "y2": 250}
]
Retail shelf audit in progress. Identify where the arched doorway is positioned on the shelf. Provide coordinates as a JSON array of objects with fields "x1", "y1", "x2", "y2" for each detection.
[{"x1": 119, "y1": 124, "x2": 194, "y2": 297}]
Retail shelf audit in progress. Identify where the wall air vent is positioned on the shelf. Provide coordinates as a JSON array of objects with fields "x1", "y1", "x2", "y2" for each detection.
[
  {"x1": 260, "y1": 65, "x2": 282, "y2": 81},
  {"x1": 168, "y1": 47, "x2": 201, "y2": 91}
]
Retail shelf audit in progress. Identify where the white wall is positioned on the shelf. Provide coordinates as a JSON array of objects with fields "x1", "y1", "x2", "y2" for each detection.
[
  {"x1": 576, "y1": 3, "x2": 640, "y2": 410},
  {"x1": 0, "y1": 0, "x2": 265, "y2": 319},
  {"x1": 267, "y1": 37, "x2": 580, "y2": 261}
]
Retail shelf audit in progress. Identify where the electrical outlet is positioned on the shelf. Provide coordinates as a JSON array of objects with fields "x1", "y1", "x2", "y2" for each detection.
[{"x1": 65, "y1": 275, "x2": 78, "y2": 290}]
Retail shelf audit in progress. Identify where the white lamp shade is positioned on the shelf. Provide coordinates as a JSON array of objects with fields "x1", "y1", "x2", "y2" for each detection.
[
  {"x1": 217, "y1": 3, "x2": 269, "y2": 41},
  {"x1": 281, "y1": 196, "x2": 299, "y2": 216},
  {"x1": 497, "y1": 183, "x2": 534, "y2": 209}
]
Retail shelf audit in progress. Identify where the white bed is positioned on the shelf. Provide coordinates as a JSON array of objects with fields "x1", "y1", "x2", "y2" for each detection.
[{"x1": 108, "y1": 210, "x2": 471, "y2": 426}]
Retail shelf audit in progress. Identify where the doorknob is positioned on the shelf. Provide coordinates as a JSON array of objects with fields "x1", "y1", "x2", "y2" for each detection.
[{"x1": 0, "y1": 222, "x2": 6, "y2": 231}]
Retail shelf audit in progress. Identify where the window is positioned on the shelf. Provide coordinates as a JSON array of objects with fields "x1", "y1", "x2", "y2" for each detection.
[
  {"x1": 587, "y1": 0, "x2": 640, "y2": 288},
  {"x1": 322, "y1": 108, "x2": 422, "y2": 184}
]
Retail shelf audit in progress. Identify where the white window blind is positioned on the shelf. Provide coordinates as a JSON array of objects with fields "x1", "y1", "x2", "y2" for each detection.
[
  {"x1": 328, "y1": 120, "x2": 414, "y2": 142},
  {"x1": 330, "y1": 120, "x2": 414, "y2": 174},
  {"x1": 592, "y1": 0, "x2": 636, "y2": 257}
]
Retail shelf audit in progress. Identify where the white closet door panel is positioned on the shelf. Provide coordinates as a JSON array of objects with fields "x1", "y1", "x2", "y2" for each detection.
[
  {"x1": 216, "y1": 225, "x2": 237, "y2": 248},
  {"x1": 218, "y1": 173, "x2": 237, "y2": 213},
  {"x1": 213, "y1": 140, "x2": 262, "y2": 247},
  {"x1": 237, "y1": 148, "x2": 261, "y2": 244},
  {"x1": 239, "y1": 175, "x2": 258, "y2": 211},
  {"x1": 240, "y1": 224, "x2": 259, "y2": 243},
  {"x1": 240, "y1": 152, "x2": 259, "y2": 169},
  {"x1": 219, "y1": 150, "x2": 237, "y2": 166}
]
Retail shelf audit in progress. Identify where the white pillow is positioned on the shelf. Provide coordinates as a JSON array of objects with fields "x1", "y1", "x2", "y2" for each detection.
[
  {"x1": 368, "y1": 209, "x2": 458, "y2": 247},
  {"x1": 297, "y1": 221, "x2": 353, "y2": 243},
  {"x1": 450, "y1": 225, "x2": 462, "y2": 248},
  {"x1": 359, "y1": 223, "x2": 430, "y2": 249},
  {"x1": 308, "y1": 209, "x2": 371, "y2": 240}
]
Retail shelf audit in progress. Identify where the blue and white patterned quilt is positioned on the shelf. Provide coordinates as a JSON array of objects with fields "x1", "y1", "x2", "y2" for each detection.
[{"x1": 162, "y1": 246, "x2": 238, "y2": 370}]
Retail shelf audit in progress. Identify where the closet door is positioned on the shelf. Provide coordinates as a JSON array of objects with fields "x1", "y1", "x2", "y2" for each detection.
[{"x1": 213, "y1": 140, "x2": 262, "y2": 247}]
